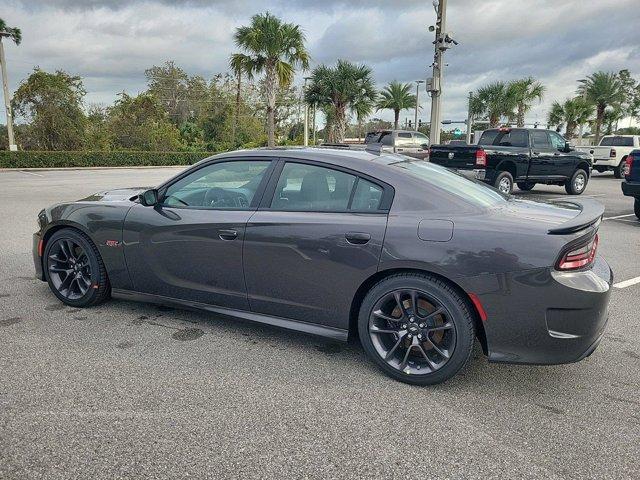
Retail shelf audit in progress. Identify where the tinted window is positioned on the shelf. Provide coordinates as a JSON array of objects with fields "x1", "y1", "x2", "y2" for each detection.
[
  {"x1": 391, "y1": 160, "x2": 507, "y2": 207},
  {"x1": 531, "y1": 130, "x2": 551, "y2": 149},
  {"x1": 600, "y1": 137, "x2": 614, "y2": 146},
  {"x1": 549, "y1": 131, "x2": 566, "y2": 150},
  {"x1": 271, "y1": 163, "x2": 356, "y2": 211},
  {"x1": 613, "y1": 136, "x2": 634, "y2": 146},
  {"x1": 478, "y1": 129, "x2": 529, "y2": 147},
  {"x1": 396, "y1": 132, "x2": 414, "y2": 148},
  {"x1": 351, "y1": 179, "x2": 383, "y2": 211},
  {"x1": 163, "y1": 160, "x2": 270, "y2": 209}
]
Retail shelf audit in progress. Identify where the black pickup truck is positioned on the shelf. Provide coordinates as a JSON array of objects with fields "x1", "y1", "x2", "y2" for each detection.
[{"x1": 429, "y1": 128, "x2": 593, "y2": 195}]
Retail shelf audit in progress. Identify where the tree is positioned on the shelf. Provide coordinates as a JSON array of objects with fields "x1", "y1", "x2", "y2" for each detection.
[
  {"x1": 508, "y1": 77, "x2": 545, "y2": 127},
  {"x1": 0, "y1": 18, "x2": 22, "y2": 149},
  {"x1": 305, "y1": 60, "x2": 377, "y2": 143},
  {"x1": 12, "y1": 68, "x2": 87, "y2": 150},
  {"x1": 230, "y1": 12, "x2": 309, "y2": 147},
  {"x1": 376, "y1": 81, "x2": 416, "y2": 130},
  {"x1": 0, "y1": 18, "x2": 21, "y2": 44},
  {"x1": 547, "y1": 97, "x2": 593, "y2": 140},
  {"x1": 577, "y1": 71, "x2": 624, "y2": 143},
  {"x1": 473, "y1": 81, "x2": 515, "y2": 128},
  {"x1": 617, "y1": 69, "x2": 640, "y2": 124}
]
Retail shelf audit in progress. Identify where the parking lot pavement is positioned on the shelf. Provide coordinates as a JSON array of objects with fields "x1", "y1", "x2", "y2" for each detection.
[{"x1": 0, "y1": 167, "x2": 638, "y2": 479}]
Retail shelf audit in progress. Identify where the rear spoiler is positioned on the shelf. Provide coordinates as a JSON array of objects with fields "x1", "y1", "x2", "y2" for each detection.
[{"x1": 547, "y1": 199, "x2": 604, "y2": 235}]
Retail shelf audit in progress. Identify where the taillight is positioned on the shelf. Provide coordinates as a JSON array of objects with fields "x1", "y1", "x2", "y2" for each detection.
[
  {"x1": 556, "y1": 234, "x2": 599, "y2": 271},
  {"x1": 475, "y1": 149, "x2": 487, "y2": 167},
  {"x1": 624, "y1": 155, "x2": 633, "y2": 177},
  {"x1": 610, "y1": 148, "x2": 616, "y2": 158}
]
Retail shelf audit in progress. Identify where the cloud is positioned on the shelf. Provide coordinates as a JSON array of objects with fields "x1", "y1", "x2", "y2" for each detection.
[{"x1": 1, "y1": 0, "x2": 639, "y2": 126}]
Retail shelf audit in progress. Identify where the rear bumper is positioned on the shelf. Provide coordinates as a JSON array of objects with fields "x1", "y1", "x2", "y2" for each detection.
[
  {"x1": 460, "y1": 255, "x2": 612, "y2": 365},
  {"x1": 621, "y1": 180, "x2": 640, "y2": 197},
  {"x1": 33, "y1": 232, "x2": 45, "y2": 281}
]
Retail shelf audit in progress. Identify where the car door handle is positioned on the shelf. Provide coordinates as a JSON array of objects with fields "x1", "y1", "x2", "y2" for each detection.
[
  {"x1": 218, "y1": 229, "x2": 238, "y2": 241},
  {"x1": 396, "y1": 148, "x2": 404, "y2": 152},
  {"x1": 345, "y1": 232, "x2": 371, "y2": 245}
]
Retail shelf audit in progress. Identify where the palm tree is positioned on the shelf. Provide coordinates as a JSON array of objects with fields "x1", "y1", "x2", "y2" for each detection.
[
  {"x1": 0, "y1": 18, "x2": 22, "y2": 150},
  {"x1": 474, "y1": 81, "x2": 515, "y2": 128},
  {"x1": 577, "y1": 71, "x2": 624, "y2": 143},
  {"x1": 508, "y1": 77, "x2": 545, "y2": 127},
  {"x1": 376, "y1": 81, "x2": 416, "y2": 130},
  {"x1": 230, "y1": 12, "x2": 309, "y2": 147},
  {"x1": 548, "y1": 97, "x2": 594, "y2": 140},
  {"x1": 0, "y1": 19, "x2": 21, "y2": 44},
  {"x1": 304, "y1": 60, "x2": 377, "y2": 143}
]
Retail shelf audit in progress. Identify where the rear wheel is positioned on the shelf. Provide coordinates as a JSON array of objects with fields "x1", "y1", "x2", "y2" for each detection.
[
  {"x1": 494, "y1": 171, "x2": 514, "y2": 195},
  {"x1": 615, "y1": 159, "x2": 626, "y2": 179},
  {"x1": 517, "y1": 182, "x2": 536, "y2": 191},
  {"x1": 565, "y1": 169, "x2": 588, "y2": 195},
  {"x1": 358, "y1": 273, "x2": 475, "y2": 386},
  {"x1": 635, "y1": 198, "x2": 640, "y2": 220},
  {"x1": 44, "y1": 228, "x2": 110, "y2": 307}
]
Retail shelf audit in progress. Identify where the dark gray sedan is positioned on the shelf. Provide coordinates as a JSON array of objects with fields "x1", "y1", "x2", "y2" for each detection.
[{"x1": 33, "y1": 148, "x2": 612, "y2": 385}]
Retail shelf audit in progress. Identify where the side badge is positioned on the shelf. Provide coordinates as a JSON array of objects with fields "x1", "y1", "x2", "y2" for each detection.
[{"x1": 106, "y1": 240, "x2": 120, "y2": 247}]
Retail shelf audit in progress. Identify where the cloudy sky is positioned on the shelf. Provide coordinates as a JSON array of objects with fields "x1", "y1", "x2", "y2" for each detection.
[{"x1": 2, "y1": 0, "x2": 640, "y2": 126}]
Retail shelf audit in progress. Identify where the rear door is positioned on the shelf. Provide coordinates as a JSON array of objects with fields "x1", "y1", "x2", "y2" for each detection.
[
  {"x1": 243, "y1": 160, "x2": 391, "y2": 330},
  {"x1": 528, "y1": 130, "x2": 555, "y2": 179}
]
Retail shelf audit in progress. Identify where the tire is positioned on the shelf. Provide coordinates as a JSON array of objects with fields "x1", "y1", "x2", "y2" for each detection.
[
  {"x1": 635, "y1": 198, "x2": 640, "y2": 220},
  {"x1": 43, "y1": 228, "x2": 111, "y2": 307},
  {"x1": 517, "y1": 182, "x2": 536, "y2": 191},
  {"x1": 565, "y1": 169, "x2": 589, "y2": 195},
  {"x1": 358, "y1": 273, "x2": 475, "y2": 386},
  {"x1": 614, "y1": 159, "x2": 626, "y2": 179},
  {"x1": 494, "y1": 171, "x2": 514, "y2": 195}
]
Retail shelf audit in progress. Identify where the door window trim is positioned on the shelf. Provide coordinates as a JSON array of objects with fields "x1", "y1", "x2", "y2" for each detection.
[
  {"x1": 258, "y1": 158, "x2": 394, "y2": 213},
  {"x1": 155, "y1": 157, "x2": 279, "y2": 211}
]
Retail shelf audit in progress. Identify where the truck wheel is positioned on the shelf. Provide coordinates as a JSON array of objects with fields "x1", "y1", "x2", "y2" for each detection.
[
  {"x1": 614, "y1": 159, "x2": 626, "y2": 179},
  {"x1": 494, "y1": 171, "x2": 514, "y2": 195},
  {"x1": 635, "y1": 198, "x2": 640, "y2": 220},
  {"x1": 517, "y1": 182, "x2": 536, "y2": 191},
  {"x1": 565, "y1": 169, "x2": 588, "y2": 195}
]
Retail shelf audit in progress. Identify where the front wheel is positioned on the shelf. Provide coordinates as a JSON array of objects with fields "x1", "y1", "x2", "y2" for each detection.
[
  {"x1": 517, "y1": 181, "x2": 536, "y2": 191},
  {"x1": 565, "y1": 169, "x2": 589, "y2": 195},
  {"x1": 615, "y1": 159, "x2": 626, "y2": 179},
  {"x1": 635, "y1": 198, "x2": 640, "y2": 220},
  {"x1": 494, "y1": 171, "x2": 514, "y2": 195},
  {"x1": 44, "y1": 228, "x2": 111, "y2": 307},
  {"x1": 358, "y1": 274, "x2": 475, "y2": 386}
]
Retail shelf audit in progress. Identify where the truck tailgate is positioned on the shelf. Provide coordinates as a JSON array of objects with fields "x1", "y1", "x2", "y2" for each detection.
[{"x1": 429, "y1": 146, "x2": 480, "y2": 169}]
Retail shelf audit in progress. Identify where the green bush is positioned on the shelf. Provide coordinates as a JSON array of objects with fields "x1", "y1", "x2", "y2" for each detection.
[{"x1": 0, "y1": 151, "x2": 218, "y2": 169}]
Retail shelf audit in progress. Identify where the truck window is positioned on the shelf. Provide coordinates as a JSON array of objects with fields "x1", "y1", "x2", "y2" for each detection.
[
  {"x1": 531, "y1": 130, "x2": 551, "y2": 149},
  {"x1": 548, "y1": 132, "x2": 566, "y2": 150},
  {"x1": 478, "y1": 129, "x2": 528, "y2": 148},
  {"x1": 415, "y1": 132, "x2": 429, "y2": 147},
  {"x1": 613, "y1": 136, "x2": 633, "y2": 147},
  {"x1": 396, "y1": 132, "x2": 414, "y2": 148},
  {"x1": 600, "y1": 137, "x2": 614, "y2": 146}
]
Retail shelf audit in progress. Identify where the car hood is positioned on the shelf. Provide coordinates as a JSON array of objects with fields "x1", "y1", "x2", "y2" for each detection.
[{"x1": 79, "y1": 187, "x2": 151, "y2": 203}]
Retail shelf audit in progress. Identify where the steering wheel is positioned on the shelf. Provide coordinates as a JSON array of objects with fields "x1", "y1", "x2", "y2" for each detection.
[{"x1": 204, "y1": 187, "x2": 232, "y2": 208}]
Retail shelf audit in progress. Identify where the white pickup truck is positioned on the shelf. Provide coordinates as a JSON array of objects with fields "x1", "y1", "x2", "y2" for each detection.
[{"x1": 576, "y1": 135, "x2": 640, "y2": 178}]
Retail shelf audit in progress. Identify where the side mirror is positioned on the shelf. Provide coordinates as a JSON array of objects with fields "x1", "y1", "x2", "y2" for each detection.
[
  {"x1": 421, "y1": 143, "x2": 429, "y2": 149},
  {"x1": 139, "y1": 189, "x2": 159, "y2": 206},
  {"x1": 564, "y1": 141, "x2": 574, "y2": 152}
]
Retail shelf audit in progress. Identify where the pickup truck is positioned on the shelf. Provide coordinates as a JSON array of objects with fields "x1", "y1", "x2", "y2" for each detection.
[
  {"x1": 576, "y1": 135, "x2": 640, "y2": 178},
  {"x1": 621, "y1": 149, "x2": 640, "y2": 219},
  {"x1": 364, "y1": 129, "x2": 429, "y2": 160},
  {"x1": 429, "y1": 127, "x2": 593, "y2": 195}
]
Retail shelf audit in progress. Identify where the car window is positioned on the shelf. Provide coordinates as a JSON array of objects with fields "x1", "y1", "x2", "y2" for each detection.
[
  {"x1": 415, "y1": 132, "x2": 429, "y2": 147},
  {"x1": 271, "y1": 163, "x2": 357, "y2": 211},
  {"x1": 531, "y1": 130, "x2": 551, "y2": 149},
  {"x1": 163, "y1": 160, "x2": 270, "y2": 209},
  {"x1": 351, "y1": 179, "x2": 383, "y2": 211},
  {"x1": 600, "y1": 137, "x2": 614, "y2": 146},
  {"x1": 396, "y1": 132, "x2": 414, "y2": 148},
  {"x1": 478, "y1": 129, "x2": 528, "y2": 148},
  {"x1": 613, "y1": 136, "x2": 633, "y2": 147},
  {"x1": 548, "y1": 131, "x2": 566, "y2": 150}
]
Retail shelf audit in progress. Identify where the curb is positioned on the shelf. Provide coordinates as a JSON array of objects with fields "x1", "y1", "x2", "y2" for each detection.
[{"x1": 0, "y1": 165, "x2": 188, "y2": 172}]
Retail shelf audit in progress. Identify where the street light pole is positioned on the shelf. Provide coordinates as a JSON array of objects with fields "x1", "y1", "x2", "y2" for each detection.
[
  {"x1": 428, "y1": 0, "x2": 455, "y2": 146},
  {"x1": 0, "y1": 37, "x2": 17, "y2": 151},
  {"x1": 465, "y1": 91, "x2": 473, "y2": 144},
  {"x1": 303, "y1": 76, "x2": 311, "y2": 147},
  {"x1": 414, "y1": 80, "x2": 425, "y2": 131}
]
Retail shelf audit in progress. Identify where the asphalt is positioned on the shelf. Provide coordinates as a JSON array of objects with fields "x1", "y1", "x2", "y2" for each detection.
[{"x1": 0, "y1": 167, "x2": 638, "y2": 479}]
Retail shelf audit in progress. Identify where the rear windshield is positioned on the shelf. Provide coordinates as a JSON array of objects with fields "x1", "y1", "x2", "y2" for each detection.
[
  {"x1": 390, "y1": 160, "x2": 507, "y2": 207},
  {"x1": 600, "y1": 136, "x2": 633, "y2": 147},
  {"x1": 478, "y1": 129, "x2": 529, "y2": 148}
]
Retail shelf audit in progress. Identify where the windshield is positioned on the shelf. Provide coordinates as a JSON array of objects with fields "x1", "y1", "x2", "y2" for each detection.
[{"x1": 390, "y1": 160, "x2": 507, "y2": 208}]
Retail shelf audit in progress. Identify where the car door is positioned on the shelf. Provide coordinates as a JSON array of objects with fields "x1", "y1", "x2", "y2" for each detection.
[
  {"x1": 528, "y1": 130, "x2": 555, "y2": 179},
  {"x1": 243, "y1": 160, "x2": 390, "y2": 330},
  {"x1": 123, "y1": 158, "x2": 275, "y2": 309},
  {"x1": 412, "y1": 132, "x2": 430, "y2": 159},
  {"x1": 548, "y1": 131, "x2": 577, "y2": 179}
]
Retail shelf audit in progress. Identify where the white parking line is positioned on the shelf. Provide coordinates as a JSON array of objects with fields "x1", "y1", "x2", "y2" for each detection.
[
  {"x1": 19, "y1": 170, "x2": 44, "y2": 177},
  {"x1": 613, "y1": 276, "x2": 640, "y2": 289},
  {"x1": 604, "y1": 213, "x2": 636, "y2": 220}
]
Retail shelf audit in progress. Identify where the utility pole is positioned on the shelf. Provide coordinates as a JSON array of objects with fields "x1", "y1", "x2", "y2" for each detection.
[
  {"x1": 465, "y1": 91, "x2": 473, "y2": 144},
  {"x1": 428, "y1": 0, "x2": 457, "y2": 146},
  {"x1": 414, "y1": 80, "x2": 424, "y2": 131},
  {"x1": 303, "y1": 77, "x2": 311, "y2": 147},
  {"x1": 0, "y1": 36, "x2": 17, "y2": 151},
  {"x1": 312, "y1": 103, "x2": 316, "y2": 145}
]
